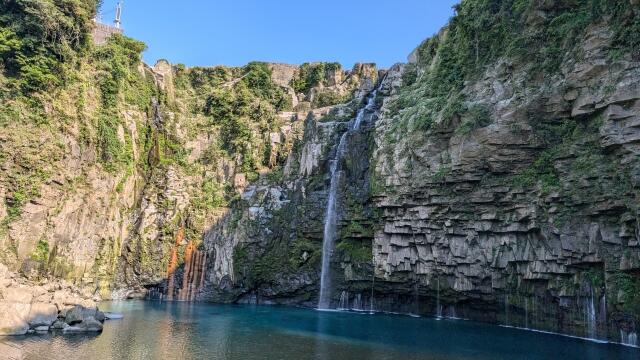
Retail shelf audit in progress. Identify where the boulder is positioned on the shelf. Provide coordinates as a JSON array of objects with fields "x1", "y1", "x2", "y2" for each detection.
[
  {"x1": 1, "y1": 287, "x2": 33, "y2": 304},
  {"x1": 63, "y1": 305, "x2": 105, "y2": 325},
  {"x1": 0, "y1": 301, "x2": 31, "y2": 335},
  {"x1": 62, "y1": 316, "x2": 103, "y2": 333},
  {"x1": 0, "y1": 263, "x2": 7, "y2": 279},
  {"x1": 27, "y1": 302, "x2": 58, "y2": 327},
  {"x1": 79, "y1": 317, "x2": 103, "y2": 332},
  {"x1": 63, "y1": 305, "x2": 87, "y2": 325},
  {"x1": 51, "y1": 320, "x2": 68, "y2": 330}
]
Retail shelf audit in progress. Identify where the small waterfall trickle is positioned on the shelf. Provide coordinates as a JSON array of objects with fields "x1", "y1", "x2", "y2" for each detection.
[
  {"x1": 448, "y1": 305, "x2": 458, "y2": 319},
  {"x1": 353, "y1": 293, "x2": 363, "y2": 311},
  {"x1": 369, "y1": 260, "x2": 376, "y2": 314},
  {"x1": 317, "y1": 88, "x2": 381, "y2": 310},
  {"x1": 585, "y1": 286, "x2": 597, "y2": 339},
  {"x1": 436, "y1": 275, "x2": 442, "y2": 319},
  {"x1": 413, "y1": 282, "x2": 420, "y2": 316},
  {"x1": 599, "y1": 292, "x2": 607, "y2": 336},
  {"x1": 504, "y1": 293, "x2": 510, "y2": 326},
  {"x1": 338, "y1": 291, "x2": 349, "y2": 310},
  {"x1": 525, "y1": 297, "x2": 529, "y2": 329},
  {"x1": 621, "y1": 330, "x2": 638, "y2": 347}
]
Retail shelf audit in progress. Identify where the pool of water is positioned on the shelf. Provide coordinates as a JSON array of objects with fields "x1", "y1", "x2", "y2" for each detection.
[{"x1": 2, "y1": 301, "x2": 639, "y2": 360}]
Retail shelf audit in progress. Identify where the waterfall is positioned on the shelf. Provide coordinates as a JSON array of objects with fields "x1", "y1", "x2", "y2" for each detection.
[
  {"x1": 599, "y1": 292, "x2": 607, "y2": 335},
  {"x1": 585, "y1": 287, "x2": 597, "y2": 339},
  {"x1": 413, "y1": 283, "x2": 420, "y2": 316},
  {"x1": 505, "y1": 294, "x2": 509, "y2": 326},
  {"x1": 525, "y1": 297, "x2": 529, "y2": 329},
  {"x1": 369, "y1": 263, "x2": 376, "y2": 314},
  {"x1": 338, "y1": 291, "x2": 349, "y2": 310},
  {"x1": 621, "y1": 330, "x2": 638, "y2": 347},
  {"x1": 317, "y1": 133, "x2": 345, "y2": 309},
  {"x1": 353, "y1": 293, "x2": 363, "y2": 311},
  {"x1": 436, "y1": 275, "x2": 442, "y2": 319},
  {"x1": 353, "y1": 91, "x2": 377, "y2": 129},
  {"x1": 448, "y1": 305, "x2": 458, "y2": 319},
  {"x1": 317, "y1": 89, "x2": 380, "y2": 309}
]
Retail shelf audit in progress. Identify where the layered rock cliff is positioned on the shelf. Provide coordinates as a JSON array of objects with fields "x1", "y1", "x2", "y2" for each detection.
[{"x1": 196, "y1": 0, "x2": 640, "y2": 344}]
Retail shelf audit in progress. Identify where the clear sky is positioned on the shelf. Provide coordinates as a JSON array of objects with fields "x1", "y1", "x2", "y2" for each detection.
[{"x1": 98, "y1": 0, "x2": 459, "y2": 69}]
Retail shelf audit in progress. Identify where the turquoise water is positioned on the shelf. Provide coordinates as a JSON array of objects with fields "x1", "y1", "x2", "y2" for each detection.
[{"x1": 2, "y1": 301, "x2": 639, "y2": 360}]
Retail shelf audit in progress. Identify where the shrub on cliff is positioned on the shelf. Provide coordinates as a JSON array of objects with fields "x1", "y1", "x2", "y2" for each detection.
[{"x1": 0, "y1": 0, "x2": 99, "y2": 94}]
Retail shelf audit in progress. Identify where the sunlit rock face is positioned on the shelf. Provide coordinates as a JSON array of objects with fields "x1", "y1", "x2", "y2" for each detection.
[
  {"x1": 370, "y1": 23, "x2": 640, "y2": 339},
  {"x1": 199, "y1": 3, "x2": 640, "y2": 343}
]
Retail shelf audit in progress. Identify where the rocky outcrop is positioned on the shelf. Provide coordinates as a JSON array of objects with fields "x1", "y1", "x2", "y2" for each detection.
[{"x1": 0, "y1": 264, "x2": 105, "y2": 335}]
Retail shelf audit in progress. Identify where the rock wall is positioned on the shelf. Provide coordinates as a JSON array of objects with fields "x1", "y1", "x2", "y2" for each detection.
[
  {"x1": 198, "y1": 1, "x2": 640, "y2": 345},
  {"x1": 371, "y1": 22, "x2": 640, "y2": 340}
]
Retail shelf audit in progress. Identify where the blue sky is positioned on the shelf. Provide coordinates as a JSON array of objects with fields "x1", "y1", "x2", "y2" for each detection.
[{"x1": 98, "y1": 0, "x2": 459, "y2": 69}]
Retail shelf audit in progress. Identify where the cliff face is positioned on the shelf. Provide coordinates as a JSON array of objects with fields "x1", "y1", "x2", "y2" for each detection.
[
  {"x1": 197, "y1": 0, "x2": 640, "y2": 344},
  {"x1": 0, "y1": 14, "x2": 376, "y2": 301},
  {"x1": 373, "y1": 19, "x2": 640, "y2": 341}
]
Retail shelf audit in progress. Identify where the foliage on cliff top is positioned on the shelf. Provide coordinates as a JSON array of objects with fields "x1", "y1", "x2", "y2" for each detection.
[
  {"x1": 388, "y1": 0, "x2": 640, "y2": 140},
  {"x1": 0, "y1": 0, "x2": 100, "y2": 94},
  {"x1": 291, "y1": 62, "x2": 342, "y2": 95}
]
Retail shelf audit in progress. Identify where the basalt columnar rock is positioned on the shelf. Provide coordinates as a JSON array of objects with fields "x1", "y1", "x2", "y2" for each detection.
[{"x1": 196, "y1": 0, "x2": 640, "y2": 345}]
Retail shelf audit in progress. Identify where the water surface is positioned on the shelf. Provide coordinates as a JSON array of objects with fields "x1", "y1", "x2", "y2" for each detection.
[{"x1": 2, "y1": 301, "x2": 639, "y2": 359}]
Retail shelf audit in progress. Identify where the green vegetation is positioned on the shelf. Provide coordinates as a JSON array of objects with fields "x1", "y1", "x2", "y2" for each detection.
[
  {"x1": 388, "y1": 0, "x2": 639, "y2": 139},
  {"x1": 92, "y1": 34, "x2": 152, "y2": 172},
  {"x1": 336, "y1": 240, "x2": 372, "y2": 264},
  {"x1": 197, "y1": 62, "x2": 291, "y2": 181},
  {"x1": 291, "y1": 62, "x2": 342, "y2": 94},
  {"x1": 612, "y1": 272, "x2": 640, "y2": 319},
  {"x1": 29, "y1": 239, "x2": 49, "y2": 263},
  {"x1": 0, "y1": 0, "x2": 99, "y2": 94},
  {"x1": 313, "y1": 91, "x2": 350, "y2": 108},
  {"x1": 511, "y1": 150, "x2": 559, "y2": 194},
  {"x1": 432, "y1": 165, "x2": 452, "y2": 183},
  {"x1": 455, "y1": 103, "x2": 491, "y2": 136}
]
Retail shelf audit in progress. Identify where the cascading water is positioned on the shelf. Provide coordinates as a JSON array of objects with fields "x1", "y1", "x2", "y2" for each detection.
[
  {"x1": 436, "y1": 275, "x2": 442, "y2": 319},
  {"x1": 317, "y1": 89, "x2": 380, "y2": 310},
  {"x1": 317, "y1": 137, "x2": 345, "y2": 309},
  {"x1": 525, "y1": 297, "x2": 529, "y2": 329},
  {"x1": 621, "y1": 330, "x2": 638, "y2": 347},
  {"x1": 369, "y1": 261, "x2": 376, "y2": 314},
  {"x1": 504, "y1": 293, "x2": 510, "y2": 326},
  {"x1": 353, "y1": 293, "x2": 363, "y2": 311},
  {"x1": 338, "y1": 291, "x2": 349, "y2": 310},
  {"x1": 586, "y1": 286, "x2": 597, "y2": 339}
]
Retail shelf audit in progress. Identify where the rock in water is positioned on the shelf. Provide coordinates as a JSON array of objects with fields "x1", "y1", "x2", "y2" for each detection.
[
  {"x1": 0, "y1": 301, "x2": 31, "y2": 335},
  {"x1": 62, "y1": 317, "x2": 103, "y2": 333},
  {"x1": 104, "y1": 312, "x2": 124, "y2": 320},
  {"x1": 28, "y1": 303, "x2": 58, "y2": 327}
]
